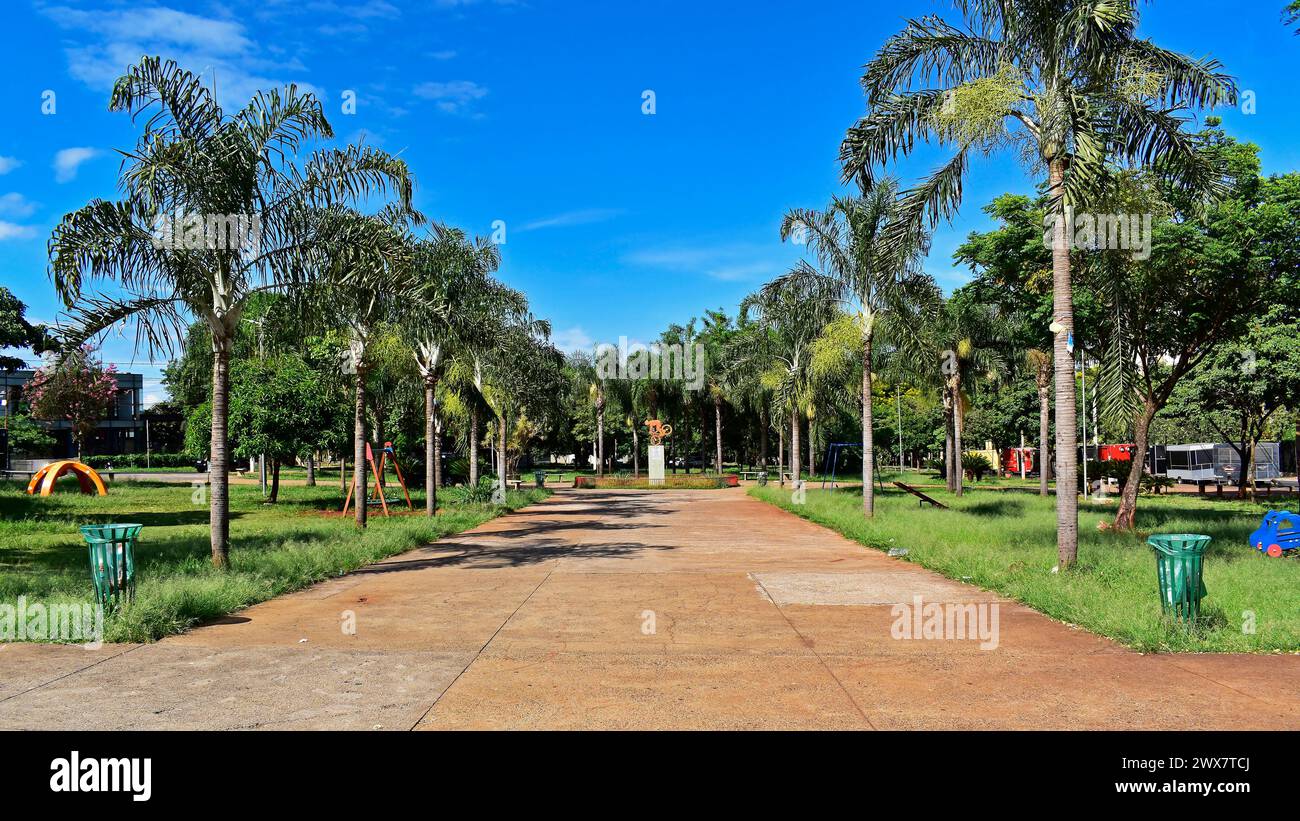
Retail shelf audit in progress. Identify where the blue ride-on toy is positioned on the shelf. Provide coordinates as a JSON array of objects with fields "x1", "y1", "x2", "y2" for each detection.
[{"x1": 1249, "y1": 510, "x2": 1300, "y2": 558}]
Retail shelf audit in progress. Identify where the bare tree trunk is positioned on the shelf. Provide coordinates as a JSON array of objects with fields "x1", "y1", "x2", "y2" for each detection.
[
  {"x1": 778, "y1": 418, "x2": 785, "y2": 485},
  {"x1": 1115, "y1": 400, "x2": 1156, "y2": 530},
  {"x1": 341, "y1": 456, "x2": 346, "y2": 491},
  {"x1": 1049, "y1": 157, "x2": 1079, "y2": 567},
  {"x1": 353, "y1": 364, "x2": 368, "y2": 529},
  {"x1": 269, "y1": 458, "x2": 281, "y2": 503},
  {"x1": 863, "y1": 333, "x2": 875, "y2": 516},
  {"x1": 759, "y1": 406, "x2": 769, "y2": 470},
  {"x1": 209, "y1": 336, "x2": 231, "y2": 567},
  {"x1": 1038, "y1": 381, "x2": 1051, "y2": 497},
  {"x1": 714, "y1": 394, "x2": 723, "y2": 474},
  {"x1": 469, "y1": 405, "x2": 479, "y2": 486},
  {"x1": 425, "y1": 379, "x2": 437, "y2": 516},
  {"x1": 808, "y1": 416, "x2": 815, "y2": 481},
  {"x1": 306, "y1": 453, "x2": 316, "y2": 487}
]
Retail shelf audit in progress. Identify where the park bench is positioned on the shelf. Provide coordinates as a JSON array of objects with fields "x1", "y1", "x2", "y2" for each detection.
[{"x1": 739, "y1": 469, "x2": 770, "y2": 482}]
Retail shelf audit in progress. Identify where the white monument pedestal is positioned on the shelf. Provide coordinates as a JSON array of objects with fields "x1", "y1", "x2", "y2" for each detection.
[{"x1": 648, "y1": 445, "x2": 665, "y2": 486}]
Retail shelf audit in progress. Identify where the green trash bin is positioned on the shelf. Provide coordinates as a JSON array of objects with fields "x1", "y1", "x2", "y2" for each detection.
[
  {"x1": 534, "y1": 470, "x2": 545, "y2": 489},
  {"x1": 1147, "y1": 533, "x2": 1210, "y2": 624},
  {"x1": 79, "y1": 523, "x2": 142, "y2": 608}
]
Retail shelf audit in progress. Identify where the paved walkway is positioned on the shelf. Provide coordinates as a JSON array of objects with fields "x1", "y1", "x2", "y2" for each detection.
[{"x1": 1, "y1": 489, "x2": 1296, "y2": 729}]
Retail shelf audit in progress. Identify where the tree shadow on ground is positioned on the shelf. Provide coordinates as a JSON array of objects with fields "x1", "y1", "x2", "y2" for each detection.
[{"x1": 353, "y1": 539, "x2": 675, "y2": 572}]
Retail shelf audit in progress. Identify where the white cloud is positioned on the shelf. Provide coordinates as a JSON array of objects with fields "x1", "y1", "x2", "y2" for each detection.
[
  {"x1": 413, "y1": 80, "x2": 488, "y2": 113},
  {"x1": 0, "y1": 222, "x2": 38, "y2": 241},
  {"x1": 40, "y1": 5, "x2": 319, "y2": 109},
  {"x1": 0, "y1": 157, "x2": 20, "y2": 175},
  {"x1": 550, "y1": 326, "x2": 595, "y2": 354},
  {"x1": 623, "y1": 244, "x2": 782, "y2": 282},
  {"x1": 519, "y1": 208, "x2": 623, "y2": 232},
  {"x1": 428, "y1": 50, "x2": 458, "y2": 60},
  {"x1": 54, "y1": 147, "x2": 100, "y2": 183},
  {"x1": 0, "y1": 193, "x2": 37, "y2": 218}
]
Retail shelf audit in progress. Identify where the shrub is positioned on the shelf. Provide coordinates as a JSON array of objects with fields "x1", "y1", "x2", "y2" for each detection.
[{"x1": 962, "y1": 453, "x2": 993, "y2": 481}]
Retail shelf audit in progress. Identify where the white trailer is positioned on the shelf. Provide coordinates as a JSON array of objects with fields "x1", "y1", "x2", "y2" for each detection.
[{"x1": 1160, "y1": 442, "x2": 1282, "y2": 486}]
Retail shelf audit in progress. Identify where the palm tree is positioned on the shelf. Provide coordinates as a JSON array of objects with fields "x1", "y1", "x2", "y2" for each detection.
[
  {"x1": 590, "y1": 380, "x2": 606, "y2": 476},
  {"x1": 1025, "y1": 348, "x2": 1053, "y2": 496},
  {"x1": 49, "y1": 57, "x2": 414, "y2": 566},
  {"x1": 841, "y1": 2, "x2": 1235, "y2": 565},
  {"x1": 780, "y1": 179, "x2": 933, "y2": 515},
  {"x1": 736, "y1": 274, "x2": 840, "y2": 488},
  {"x1": 404, "y1": 226, "x2": 501, "y2": 515}
]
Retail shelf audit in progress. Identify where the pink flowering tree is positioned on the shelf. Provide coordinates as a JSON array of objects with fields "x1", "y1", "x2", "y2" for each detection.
[{"x1": 25, "y1": 345, "x2": 118, "y2": 459}]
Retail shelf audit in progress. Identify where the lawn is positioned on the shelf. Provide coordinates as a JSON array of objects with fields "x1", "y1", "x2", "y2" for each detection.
[
  {"x1": 0, "y1": 479, "x2": 549, "y2": 643},
  {"x1": 750, "y1": 484, "x2": 1300, "y2": 653}
]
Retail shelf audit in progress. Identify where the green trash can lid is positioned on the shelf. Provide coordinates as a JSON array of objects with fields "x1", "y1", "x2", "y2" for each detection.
[
  {"x1": 1147, "y1": 533, "x2": 1212, "y2": 553},
  {"x1": 79, "y1": 523, "x2": 144, "y2": 541}
]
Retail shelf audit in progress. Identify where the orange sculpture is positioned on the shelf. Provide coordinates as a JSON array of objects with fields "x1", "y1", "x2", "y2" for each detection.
[
  {"x1": 645, "y1": 419, "x2": 673, "y2": 446},
  {"x1": 26, "y1": 460, "x2": 108, "y2": 497}
]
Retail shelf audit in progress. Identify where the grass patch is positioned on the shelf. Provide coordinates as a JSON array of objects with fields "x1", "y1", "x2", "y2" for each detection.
[
  {"x1": 749, "y1": 484, "x2": 1300, "y2": 653},
  {"x1": 0, "y1": 479, "x2": 550, "y2": 643}
]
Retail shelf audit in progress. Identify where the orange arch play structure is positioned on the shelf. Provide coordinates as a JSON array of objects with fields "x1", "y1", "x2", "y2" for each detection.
[{"x1": 25, "y1": 461, "x2": 108, "y2": 497}]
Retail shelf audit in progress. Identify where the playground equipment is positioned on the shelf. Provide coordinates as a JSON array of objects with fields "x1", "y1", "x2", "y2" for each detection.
[
  {"x1": 1249, "y1": 510, "x2": 1300, "y2": 558},
  {"x1": 26, "y1": 460, "x2": 108, "y2": 496},
  {"x1": 893, "y1": 481, "x2": 948, "y2": 509},
  {"x1": 821, "y1": 442, "x2": 886, "y2": 491},
  {"x1": 342, "y1": 441, "x2": 413, "y2": 516}
]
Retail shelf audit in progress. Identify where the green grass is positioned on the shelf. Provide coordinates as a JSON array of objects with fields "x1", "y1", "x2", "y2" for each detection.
[
  {"x1": 0, "y1": 479, "x2": 550, "y2": 643},
  {"x1": 749, "y1": 484, "x2": 1300, "y2": 653}
]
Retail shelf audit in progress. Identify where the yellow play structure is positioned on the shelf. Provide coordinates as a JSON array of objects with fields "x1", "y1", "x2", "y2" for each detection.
[{"x1": 25, "y1": 460, "x2": 108, "y2": 497}]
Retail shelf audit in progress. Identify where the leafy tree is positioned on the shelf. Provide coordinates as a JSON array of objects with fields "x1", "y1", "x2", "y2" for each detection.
[
  {"x1": 50, "y1": 57, "x2": 415, "y2": 566},
  {"x1": 841, "y1": 0, "x2": 1235, "y2": 566},
  {"x1": 1179, "y1": 310, "x2": 1300, "y2": 497},
  {"x1": 228, "y1": 354, "x2": 332, "y2": 502},
  {"x1": 0, "y1": 287, "x2": 53, "y2": 370},
  {"x1": 6, "y1": 414, "x2": 56, "y2": 456},
  {"x1": 25, "y1": 345, "x2": 118, "y2": 459},
  {"x1": 1085, "y1": 129, "x2": 1297, "y2": 528}
]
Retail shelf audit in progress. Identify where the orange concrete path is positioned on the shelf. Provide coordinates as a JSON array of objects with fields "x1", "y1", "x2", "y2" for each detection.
[{"x1": 1, "y1": 489, "x2": 1296, "y2": 729}]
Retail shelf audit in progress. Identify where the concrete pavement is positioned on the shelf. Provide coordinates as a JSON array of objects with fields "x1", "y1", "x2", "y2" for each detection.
[{"x1": 1, "y1": 488, "x2": 1296, "y2": 729}]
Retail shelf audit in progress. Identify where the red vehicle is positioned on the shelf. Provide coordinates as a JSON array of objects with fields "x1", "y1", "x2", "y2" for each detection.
[
  {"x1": 1001, "y1": 447, "x2": 1035, "y2": 474},
  {"x1": 1099, "y1": 444, "x2": 1135, "y2": 461}
]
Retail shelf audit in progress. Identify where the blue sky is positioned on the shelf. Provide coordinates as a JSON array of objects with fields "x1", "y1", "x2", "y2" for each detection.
[{"x1": 1, "y1": 0, "x2": 1297, "y2": 405}]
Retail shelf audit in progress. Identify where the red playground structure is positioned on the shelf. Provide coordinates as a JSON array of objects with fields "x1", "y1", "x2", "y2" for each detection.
[{"x1": 1001, "y1": 447, "x2": 1034, "y2": 475}]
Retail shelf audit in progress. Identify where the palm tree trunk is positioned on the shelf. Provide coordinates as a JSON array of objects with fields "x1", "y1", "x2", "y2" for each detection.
[
  {"x1": 469, "y1": 405, "x2": 479, "y2": 486},
  {"x1": 1115, "y1": 399, "x2": 1157, "y2": 530},
  {"x1": 778, "y1": 418, "x2": 785, "y2": 485},
  {"x1": 759, "y1": 406, "x2": 769, "y2": 470},
  {"x1": 943, "y1": 387, "x2": 955, "y2": 492},
  {"x1": 433, "y1": 416, "x2": 443, "y2": 507},
  {"x1": 498, "y1": 410, "x2": 508, "y2": 495},
  {"x1": 863, "y1": 333, "x2": 875, "y2": 516},
  {"x1": 425, "y1": 379, "x2": 437, "y2": 516},
  {"x1": 714, "y1": 394, "x2": 723, "y2": 474},
  {"x1": 306, "y1": 453, "x2": 316, "y2": 487},
  {"x1": 596, "y1": 396, "x2": 605, "y2": 477},
  {"x1": 632, "y1": 424, "x2": 640, "y2": 477},
  {"x1": 1038, "y1": 382, "x2": 1051, "y2": 497},
  {"x1": 209, "y1": 336, "x2": 231, "y2": 568},
  {"x1": 791, "y1": 412, "x2": 801, "y2": 487},
  {"x1": 1049, "y1": 157, "x2": 1080, "y2": 567},
  {"x1": 353, "y1": 364, "x2": 368, "y2": 529},
  {"x1": 951, "y1": 377, "x2": 965, "y2": 497},
  {"x1": 808, "y1": 417, "x2": 815, "y2": 481}
]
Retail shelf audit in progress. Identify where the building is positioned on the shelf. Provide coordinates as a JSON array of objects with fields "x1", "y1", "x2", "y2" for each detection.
[{"x1": 0, "y1": 370, "x2": 145, "y2": 459}]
